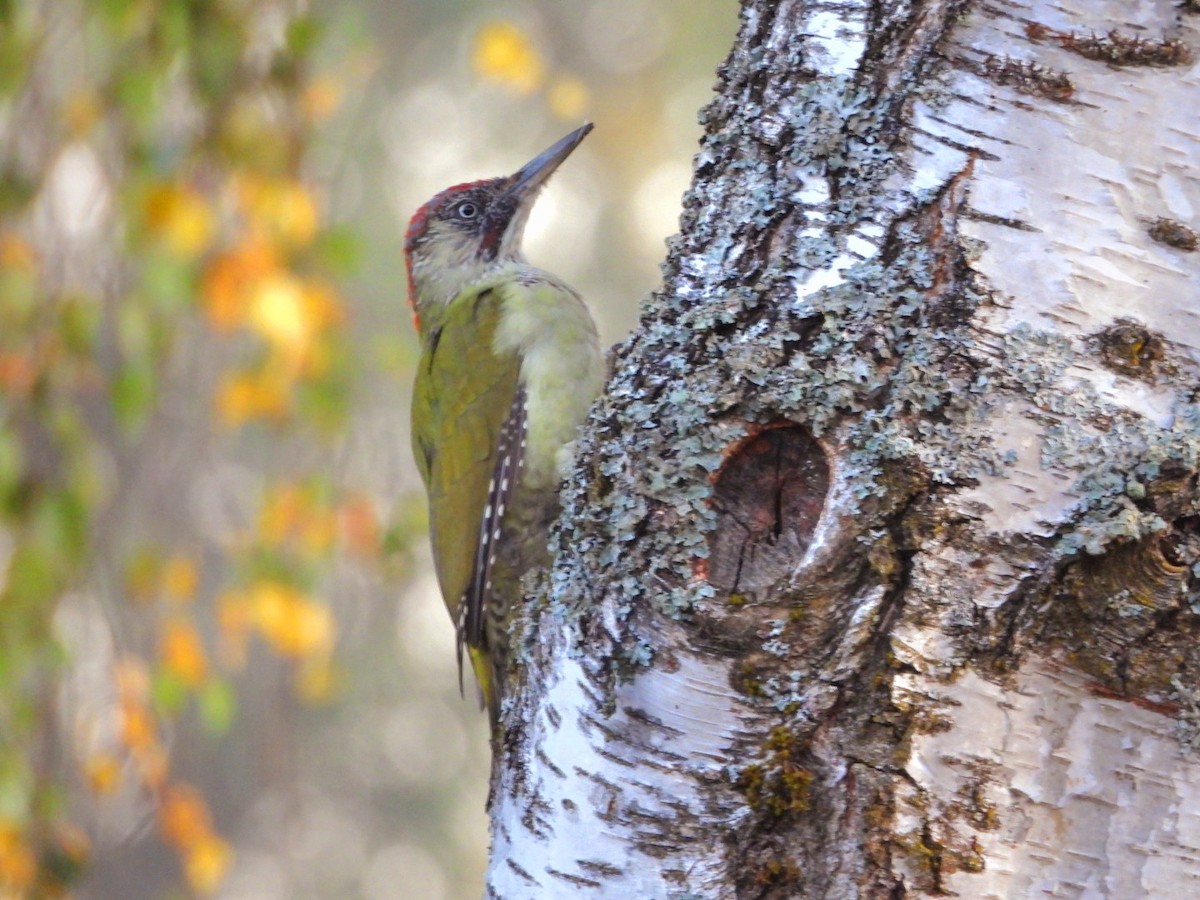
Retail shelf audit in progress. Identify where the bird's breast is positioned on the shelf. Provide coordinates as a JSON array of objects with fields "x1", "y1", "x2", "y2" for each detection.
[{"x1": 492, "y1": 273, "x2": 604, "y2": 490}]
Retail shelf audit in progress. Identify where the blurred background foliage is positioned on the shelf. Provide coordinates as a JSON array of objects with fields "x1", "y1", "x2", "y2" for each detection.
[{"x1": 0, "y1": 0, "x2": 734, "y2": 896}]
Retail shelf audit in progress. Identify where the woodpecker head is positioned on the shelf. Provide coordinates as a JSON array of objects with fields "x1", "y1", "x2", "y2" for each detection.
[{"x1": 404, "y1": 123, "x2": 592, "y2": 328}]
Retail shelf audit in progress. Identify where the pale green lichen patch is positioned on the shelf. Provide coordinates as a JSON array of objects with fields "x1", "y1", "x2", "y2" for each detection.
[
  {"x1": 990, "y1": 322, "x2": 1200, "y2": 559},
  {"x1": 543, "y1": 7, "x2": 1010, "y2": 692}
]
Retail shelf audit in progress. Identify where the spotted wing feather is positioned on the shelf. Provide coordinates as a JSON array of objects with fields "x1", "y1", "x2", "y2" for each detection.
[
  {"x1": 409, "y1": 287, "x2": 522, "y2": 702},
  {"x1": 459, "y1": 386, "x2": 526, "y2": 680}
]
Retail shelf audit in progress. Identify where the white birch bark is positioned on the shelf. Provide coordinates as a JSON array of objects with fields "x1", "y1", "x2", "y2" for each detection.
[{"x1": 487, "y1": 1, "x2": 1200, "y2": 897}]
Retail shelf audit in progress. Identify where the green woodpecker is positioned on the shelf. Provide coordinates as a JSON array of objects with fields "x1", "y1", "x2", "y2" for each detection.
[{"x1": 406, "y1": 124, "x2": 604, "y2": 729}]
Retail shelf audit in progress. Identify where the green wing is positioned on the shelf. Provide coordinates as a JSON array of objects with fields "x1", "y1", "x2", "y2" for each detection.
[{"x1": 410, "y1": 288, "x2": 521, "y2": 695}]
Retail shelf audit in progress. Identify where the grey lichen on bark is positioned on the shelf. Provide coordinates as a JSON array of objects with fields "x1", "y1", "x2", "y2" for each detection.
[{"x1": 488, "y1": 1, "x2": 1200, "y2": 898}]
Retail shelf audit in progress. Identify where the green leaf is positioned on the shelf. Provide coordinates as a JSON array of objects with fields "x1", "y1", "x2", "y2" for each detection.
[
  {"x1": 198, "y1": 678, "x2": 236, "y2": 734},
  {"x1": 5, "y1": 543, "x2": 59, "y2": 611},
  {"x1": 0, "y1": 27, "x2": 30, "y2": 98},
  {"x1": 111, "y1": 361, "x2": 156, "y2": 433},
  {"x1": 193, "y1": 13, "x2": 243, "y2": 103},
  {"x1": 112, "y1": 63, "x2": 160, "y2": 130},
  {"x1": 155, "y1": 0, "x2": 190, "y2": 57},
  {"x1": 0, "y1": 753, "x2": 33, "y2": 819},
  {"x1": 0, "y1": 428, "x2": 25, "y2": 505},
  {"x1": 142, "y1": 250, "x2": 194, "y2": 315},
  {"x1": 31, "y1": 487, "x2": 88, "y2": 564},
  {"x1": 285, "y1": 16, "x2": 323, "y2": 56},
  {"x1": 58, "y1": 296, "x2": 100, "y2": 357},
  {"x1": 312, "y1": 226, "x2": 362, "y2": 276},
  {"x1": 116, "y1": 301, "x2": 151, "y2": 357},
  {"x1": 0, "y1": 264, "x2": 37, "y2": 321},
  {"x1": 152, "y1": 669, "x2": 188, "y2": 715}
]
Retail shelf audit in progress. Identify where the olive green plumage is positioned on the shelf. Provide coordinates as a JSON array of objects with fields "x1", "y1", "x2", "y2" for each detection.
[{"x1": 405, "y1": 125, "x2": 603, "y2": 729}]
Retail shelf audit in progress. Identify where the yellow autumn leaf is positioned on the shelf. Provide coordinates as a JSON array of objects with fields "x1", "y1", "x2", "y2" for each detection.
[
  {"x1": 473, "y1": 22, "x2": 545, "y2": 94},
  {"x1": 236, "y1": 175, "x2": 319, "y2": 247},
  {"x1": 185, "y1": 834, "x2": 232, "y2": 895},
  {"x1": 144, "y1": 183, "x2": 215, "y2": 259},
  {"x1": 547, "y1": 76, "x2": 589, "y2": 120},
  {"x1": 160, "y1": 621, "x2": 209, "y2": 688},
  {"x1": 64, "y1": 89, "x2": 102, "y2": 136},
  {"x1": 162, "y1": 555, "x2": 199, "y2": 602},
  {"x1": 247, "y1": 272, "x2": 315, "y2": 358},
  {"x1": 258, "y1": 484, "x2": 339, "y2": 555},
  {"x1": 84, "y1": 753, "x2": 123, "y2": 795},
  {"x1": 250, "y1": 582, "x2": 335, "y2": 658},
  {"x1": 295, "y1": 654, "x2": 338, "y2": 703},
  {"x1": 302, "y1": 511, "x2": 338, "y2": 556},
  {"x1": 125, "y1": 548, "x2": 163, "y2": 603},
  {"x1": 258, "y1": 484, "x2": 305, "y2": 545},
  {"x1": 296, "y1": 281, "x2": 343, "y2": 378}
]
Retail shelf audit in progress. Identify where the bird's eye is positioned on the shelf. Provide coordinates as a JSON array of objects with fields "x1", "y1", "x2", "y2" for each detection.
[{"x1": 454, "y1": 201, "x2": 479, "y2": 220}]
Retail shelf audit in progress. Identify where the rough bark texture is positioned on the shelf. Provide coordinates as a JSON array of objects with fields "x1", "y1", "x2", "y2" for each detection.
[{"x1": 487, "y1": 1, "x2": 1200, "y2": 897}]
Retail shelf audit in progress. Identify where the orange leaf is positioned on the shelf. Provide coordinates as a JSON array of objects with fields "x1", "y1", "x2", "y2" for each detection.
[
  {"x1": 0, "y1": 231, "x2": 37, "y2": 272},
  {"x1": 159, "y1": 784, "x2": 212, "y2": 850},
  {"x1": 119, "y1": 701, "x2": 155, "y2": 752},
  {"x1": 0, "y1": 352, "x2": 36, "y2": 396},
  {"x1": 115, "y1": 659, "x2": 151, "y2": 702},
  {"x1": 201, "y1": 241, "x2": 280, "y2": 333},
  {"x1": 339, "y1": 495, "x2": 380, "y2": 558},
  {"x1": 216, "y1": 591, "x2": 252, "y2": 668},
  {"x1": 0, "y1": 821, "x2": 36, "y2": 891},
  {"x1": 258, "y1": 484, "x2": 305, "y2": 545},
  {"x1": 215, "y1": 369, "x2": 291, "y2": 426},
  {"x1": 301, "y1": 78, "x2": 341, "y2": 122},
  {"x1": 135, "y1": 742, "x2": 169, "y2": 789},
  {"x1": 84, "y1": 753, "x2": 123, "y2": 795},
  {"x1": 160, "y1": 621, "x2": 209, "y2": 689}
]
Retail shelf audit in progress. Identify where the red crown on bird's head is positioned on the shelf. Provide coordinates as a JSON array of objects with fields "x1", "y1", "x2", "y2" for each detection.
[
  {"x1": 402, "y1": 122, "x2": 593, "y2": 333},
  {"x1": 404, "y1": 180, "x2": 491, "y2": 256},
  {"x1": 403, "y1": 179, "x2": 496, "y2": 330}
]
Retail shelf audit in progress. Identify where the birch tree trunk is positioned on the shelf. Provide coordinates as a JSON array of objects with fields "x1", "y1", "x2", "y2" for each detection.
[{"x1": 487, "y1": 1, "x2": 1200, "y2": 897}]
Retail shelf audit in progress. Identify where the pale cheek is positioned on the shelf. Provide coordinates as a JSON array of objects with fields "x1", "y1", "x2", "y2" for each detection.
[{"x1": 412, "y1": 232, "x2": 488, "y2": 302}]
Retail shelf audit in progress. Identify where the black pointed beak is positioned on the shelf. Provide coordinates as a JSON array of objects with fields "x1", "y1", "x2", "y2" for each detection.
[
  {"x1": 480, "y1": 124, "x2": 592, "y2": 262},
  {"x1": 506, "y1": 123, "x2": 593, "y2": 200}
]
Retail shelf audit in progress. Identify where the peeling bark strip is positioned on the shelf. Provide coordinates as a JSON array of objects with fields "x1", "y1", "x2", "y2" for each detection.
[{"x1": 487, "y1": 1, "x2": 1200, "y2": 898}]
